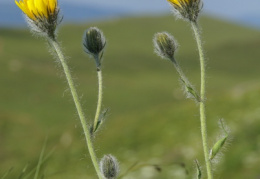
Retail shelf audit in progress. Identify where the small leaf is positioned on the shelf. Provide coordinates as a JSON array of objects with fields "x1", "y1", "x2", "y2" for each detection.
[
  {"x1": 180, "y1": 78, "x2": 201, "y2": 102},
  {"x1": 185, "y1": 85, "x2": 201, "y2": 102},
  {"x1": 195, "y1": 160, "x2": 202, "y2": 179},
  {"x1": 93, "y1": 108, "x2": 109, "y2": 134},
  {"x1": 209, "y1": 135, "x2": 228, "y2": 160}
]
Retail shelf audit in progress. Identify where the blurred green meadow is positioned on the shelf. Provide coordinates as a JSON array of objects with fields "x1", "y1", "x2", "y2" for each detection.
[{"x1": 0, "y1": 15, "x2": 260, "y2": 179}]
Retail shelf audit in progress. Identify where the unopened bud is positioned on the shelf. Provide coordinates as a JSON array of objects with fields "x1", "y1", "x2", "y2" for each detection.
[
  {"x1": 100, "y1": 154, "x2": 119, "y2": 179},
  {"x1": 153, "y1": 32, "x2": 178, "y2": 62},
  {"x1": 83, "y1": 27, "x2": 106, "y2": 67}
]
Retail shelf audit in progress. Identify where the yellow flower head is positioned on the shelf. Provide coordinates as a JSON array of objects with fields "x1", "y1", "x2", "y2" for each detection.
[
  {"x1": 15, "y1": 0, "x2": 60, "y2": 39},
  {"x1": 167, "y1": 0, "x2": 202, "y2": 22},
  {"x1": 15, "y1": 0, "x2": 57, "y2": 20}
]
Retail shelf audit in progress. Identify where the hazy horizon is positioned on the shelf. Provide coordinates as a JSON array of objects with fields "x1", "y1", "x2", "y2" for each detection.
[{"x1": 1, "y1": 0, "x2": 260, "y2": 28}]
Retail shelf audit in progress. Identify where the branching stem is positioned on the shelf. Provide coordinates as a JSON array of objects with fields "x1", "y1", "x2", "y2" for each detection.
[
  {"x1": 191, "y1": 22, "x2": 213, "y2": 179},
  {"x1": 49, "y1": 39, "x2": 103, "y2": 179}
]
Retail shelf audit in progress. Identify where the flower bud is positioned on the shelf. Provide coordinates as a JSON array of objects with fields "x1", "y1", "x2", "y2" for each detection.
[
  {"x1": 100, "y1": 154, "x2": 119, "y2": 179},
  {"x1": 83, "y1": 27, "x2": 106, "y2": 67},
  {"x1": 153, "y1": 32, "x2": 178, "y2": 62},
  {"x1": 167, "y1": 0, "x2": 203, "y2": 22}
]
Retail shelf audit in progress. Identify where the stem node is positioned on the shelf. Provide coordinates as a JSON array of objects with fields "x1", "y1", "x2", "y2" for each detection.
[{"x1": 49, "y1": 39, "x2": 103, "y2": 179}]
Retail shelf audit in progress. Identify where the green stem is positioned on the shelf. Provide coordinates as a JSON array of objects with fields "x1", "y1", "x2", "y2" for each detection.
[
  {"x1": 49, "y1": 39, "x2": 103, "y2": 179},
  {"x1": 171, "y1": 60, "x2": 200, "y2": 102},
  {"x1": 173, "y1": 62, "x2": 189, "y2": 84},
  {"x1": 93, "y1": 69, "x2": 103, "y2": 131},
  {"x1": 191, "y1": 22, "x2": 213, "y2": 179}
]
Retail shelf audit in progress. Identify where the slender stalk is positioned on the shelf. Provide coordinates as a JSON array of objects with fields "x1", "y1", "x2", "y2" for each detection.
[
  {"x1": 49, "y1": 39, "x2": 103, "y2": 179},
  {"x1": 173, "y1": 63, "x2": 186, "y2": 82},
  {"x1": 93, "y1": 69, "x2": 103, "y2": 131},
  {"x1": 174, "y1": 62, "x2": 192, "y2": 89},
  {"x1": 24, "y1": 147, "x2": 55, "y2": 179},
  {"x1": 170, "y1": 60, "x2": 200, "y2": 102},
  {"x1": 191, "y1": 22, "x2": 213, "y2": 179},
  {"x1": 34, "y1": 138, "x2": 47, "y2": 179}
]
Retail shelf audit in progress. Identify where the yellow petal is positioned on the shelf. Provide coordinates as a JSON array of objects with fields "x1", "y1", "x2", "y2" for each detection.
[
  {"x1": 15, "y1": 0, "x2": 36, "y2": 20},
  {"x1": 15, "y1": 0, "x2": 58, "y2": 21},
  {"x1": 42, "y1": 0, "x2": 49, "y2": 9},
  {"x1": 27, "y1": 0, "x2": 35, "y2": 15},
  {"x1": 36, "y1": 0, "x2": 48, "y2": 18},
  {"x1": 167, "y1": 0, "x2": 181, "y2": 6},
  {"x1": 48, "y1": 0, "x2": 57, "y2": 13},
  {"x1": 15, "y1": 0, "x2": 24, "y2": 10},
  {"x1": 34, "y1": 0, "x2": 41, "y2": 14}
]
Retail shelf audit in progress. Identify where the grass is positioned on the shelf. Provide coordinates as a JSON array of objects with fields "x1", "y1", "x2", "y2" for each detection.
[{"x1": 0, "y1": 15, "x2": 260, "y2": 178}]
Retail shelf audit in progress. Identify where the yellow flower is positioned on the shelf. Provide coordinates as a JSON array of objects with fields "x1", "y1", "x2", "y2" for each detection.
[
  {"x1": 167, "y1": 0, "x2": 197, "y2": 7},
  {"x1": 15, "y1": 0, "x2": 60, "y2": 39},
  {"x1": 167, "y1": 0, "x2": 202, "y2": 22},
  {"x1": 167, "y1": 0, "x2": 182, "y2": 7},
  {"x1": 15, "y1": 0, "x2": 57, "y2": 21}
]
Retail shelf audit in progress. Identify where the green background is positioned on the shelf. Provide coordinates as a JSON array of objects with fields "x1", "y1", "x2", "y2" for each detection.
[{"x1": 0, "y1": 15, "x2": 260, "y2": 178}]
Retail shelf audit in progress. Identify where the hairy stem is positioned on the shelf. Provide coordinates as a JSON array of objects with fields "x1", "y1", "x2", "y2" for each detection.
[
  {"x1": 173, "y1": 62, "x2": 190, "y2": 86},
  {"x1": 191, "y1": 22, "x2": 213, "y2": 179},
  {"x1": 49, "y1": 39, "x2": 103, "y2": 179},
  {"x1": 171, "y1": 60, "x2": 200, "y2": 102},
  {"x1": 93, "y1": 69, "x2": 103, "y2": 131}
]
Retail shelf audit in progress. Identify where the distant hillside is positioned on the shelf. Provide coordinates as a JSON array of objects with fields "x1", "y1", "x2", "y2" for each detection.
[
  {"x1": 0, "y1": 2, "x2": 127, "y2": 26},
  {"x1": 0, "y1": 14, "x2": 260, "y2": 179}
]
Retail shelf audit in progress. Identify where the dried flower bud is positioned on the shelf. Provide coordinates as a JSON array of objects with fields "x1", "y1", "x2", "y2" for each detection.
[
  {"x1": 100, "y1": 155, "x2": 119, "y2": 179},
  {"x1": 83, "y1": 27, "x2": 106, "y2": 68},
  {"x1": 153, "y1": 32, "x2": 178, "y2": 62},
  {"x1": 167, "y1": 0, "x2": 203, "y2": 22}
]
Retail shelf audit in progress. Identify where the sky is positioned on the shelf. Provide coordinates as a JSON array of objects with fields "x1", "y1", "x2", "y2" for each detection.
[
  {"x1": 61, "y1": 0, "x2": 260, "y2": 27},
  {"x1": 61, "y1": 0, "x2": 260, "y2": 15},
  {"x1": 1, "y1": 0, "x2": 260, "y2": 28}
]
